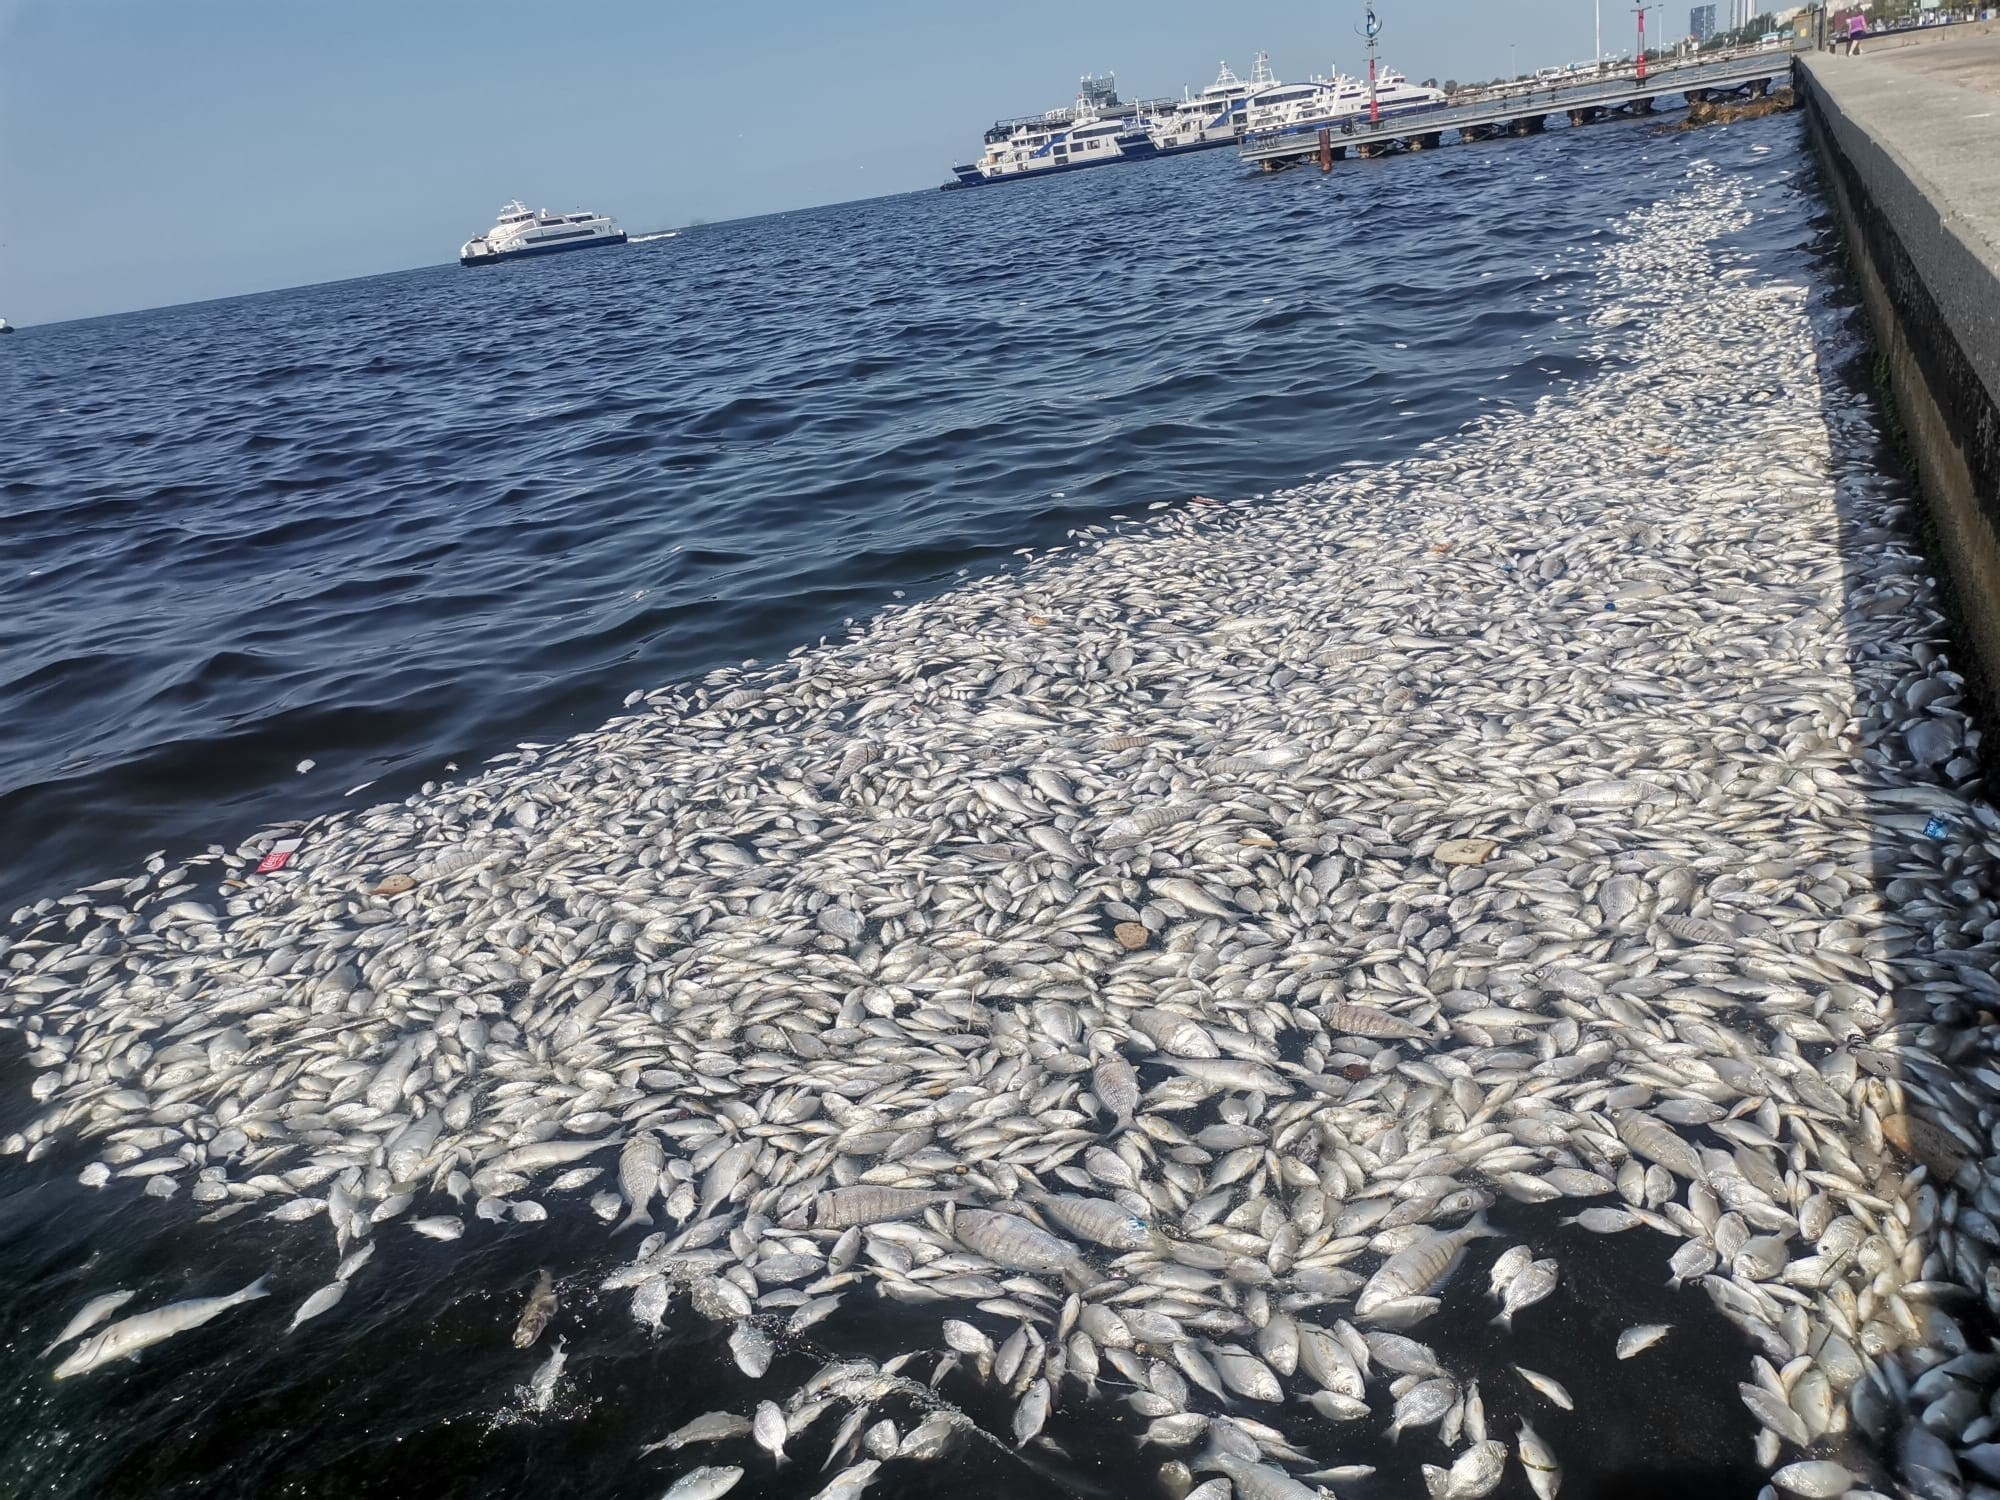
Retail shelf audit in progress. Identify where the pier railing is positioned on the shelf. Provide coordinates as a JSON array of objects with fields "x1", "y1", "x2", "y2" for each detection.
[{"x1": 1240, "y1": 50, "x2": 1798, "y2": 166}]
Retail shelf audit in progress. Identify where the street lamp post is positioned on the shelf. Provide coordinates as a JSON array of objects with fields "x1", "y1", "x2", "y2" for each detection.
[{"x1": 1596, "y1": 0, "x2": 1603, "y2": 70}]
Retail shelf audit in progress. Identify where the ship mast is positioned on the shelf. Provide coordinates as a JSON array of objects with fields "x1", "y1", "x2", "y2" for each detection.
[{"x1": 1364, "y1": 5, "x2": 1382, "y2": 126}]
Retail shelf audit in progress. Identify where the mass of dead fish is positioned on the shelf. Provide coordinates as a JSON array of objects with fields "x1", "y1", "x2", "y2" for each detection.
[{"x1": 3, "y1": 163, "x2": 1998, "y2": 1500}]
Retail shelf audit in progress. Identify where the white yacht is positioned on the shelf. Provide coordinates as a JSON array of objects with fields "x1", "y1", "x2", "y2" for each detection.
[
  {"x1": 1144, "y1": 55, "x2": 1285, "y2": 155},
  {"x1": 948, "y1": 108, "x2": 1159, "y2": 188},
  {"x1": 1243, "y1": 65, "x2": 1447, "y2": 136},
  {"x1": 0, "y1": 318, "x2": 13, "y2": 335},
  {"x1": 459, "y1": 201, "x2": 627, "y2": 267}
]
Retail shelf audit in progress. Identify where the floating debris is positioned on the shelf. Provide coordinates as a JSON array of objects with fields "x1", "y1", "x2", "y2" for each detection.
[{"x1": 1, "y1": 164, "x2": 1995, "y2": 1499}]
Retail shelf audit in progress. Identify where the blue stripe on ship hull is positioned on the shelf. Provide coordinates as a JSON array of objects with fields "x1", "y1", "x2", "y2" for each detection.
[{"x1": 461, "y1": 232, "x2": 629, "y2": 266}]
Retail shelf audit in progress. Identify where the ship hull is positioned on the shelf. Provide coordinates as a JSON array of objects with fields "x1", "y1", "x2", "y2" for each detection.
[
  {"x1": 460, "y1": 232, "x2": 628, "y2": 267},
  {"x1": 942, "y1": 142, "x2": 1160, "y2": 190}
]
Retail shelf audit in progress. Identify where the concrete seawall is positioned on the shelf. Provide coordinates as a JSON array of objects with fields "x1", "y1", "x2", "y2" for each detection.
[{"x1": 1797, "y1": 24, "x2": 2000, "y2": 775}]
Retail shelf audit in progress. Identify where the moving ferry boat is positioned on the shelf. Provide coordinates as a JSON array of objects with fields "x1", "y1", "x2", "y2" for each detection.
[
  {"x1": 1242, "y1": 65, "x2": 1447, "y2": 136},
  {"x1": 1143, "y1": 55, "x2": 1285, "y2": 155},
  {"x1": 459, "y1": 202, "x2": 627, "y2": 266},
  {"x1": 947, "y1": 109, "x2": 1159, "y2": 188}
]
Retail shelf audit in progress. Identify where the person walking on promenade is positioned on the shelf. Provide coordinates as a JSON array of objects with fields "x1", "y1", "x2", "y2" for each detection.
[{"x1": 1846, "y1": 13, "x2": 1867, "y2": 54}]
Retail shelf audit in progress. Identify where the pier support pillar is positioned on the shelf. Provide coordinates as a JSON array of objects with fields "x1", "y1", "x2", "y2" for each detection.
[
  {"x1": 1318, "y1": 127, "x2": 1333, "y2": 172},
  {"x1": 1631, "y1": 96, "x2": 1656, "y2": 115},
  {"x1": 1408, "y1": 132, "x2": 1443, "y2": 151},
  {"x1": 1567, "y1": 107, "x2": 1607, "y2": 126},
  {"x1": 1508, "y1": 114, "x2": 1548, "y2": 136},
  {"x1": 1748, "y1": 77, "x2": 1771, "y2": 97}
]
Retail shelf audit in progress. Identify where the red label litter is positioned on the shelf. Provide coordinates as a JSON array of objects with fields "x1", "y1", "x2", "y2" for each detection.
[{"x1": 255, "y1": 838, "x2": 303, "y2": 874}]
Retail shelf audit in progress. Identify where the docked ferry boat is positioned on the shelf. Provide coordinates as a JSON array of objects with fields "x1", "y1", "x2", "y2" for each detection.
[
  {"x1": 1242, "y1": 65, "x2": 1446, "y2": 135},
  {"x1": 1143, "y1": 55, "x2": 1284, "y2": 155},
  {"x1": 947, "y1": 109, "x2": 1159, "y2": 188},
  {"x1": 459, "y1": 202, "x2": 627, "y2": 266}
]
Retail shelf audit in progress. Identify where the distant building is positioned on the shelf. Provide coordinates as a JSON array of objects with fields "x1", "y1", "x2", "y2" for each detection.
[{"x1": 1692, "y1": 2, "x2": 1717, "y2": 39}]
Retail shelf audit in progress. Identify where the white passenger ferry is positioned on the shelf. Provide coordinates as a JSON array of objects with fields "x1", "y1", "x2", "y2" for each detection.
[
  {"x1": 459, "y1": 202, "x2": 628, "y2": 267},
  {"x1": 948, "y1": 109, "x2": 1159, "y2": 188},
  {"x1": 1242, "y1": 65, "x2": 1446, "y2": 135},
  {"x1": 1143, "y1": 55, "x2": 1285, "y2": 155}
]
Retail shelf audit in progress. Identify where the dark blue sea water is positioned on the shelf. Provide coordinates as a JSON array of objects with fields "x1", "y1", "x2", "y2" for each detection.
[
  {"x1": 0, "y1": 112, "x2": 1822, "y2": 1499},
  {"x1": 8, "y1": 129, "x2": 1692, "y2": 918}
]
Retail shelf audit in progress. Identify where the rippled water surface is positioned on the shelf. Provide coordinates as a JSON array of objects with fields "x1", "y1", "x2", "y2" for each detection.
[
  {"x1": 0, "y1": 113, "x2": 1825, "y2": 1499},
  {"x1": 8, "y1": 129, "x2": 1716, "y2": 914}
]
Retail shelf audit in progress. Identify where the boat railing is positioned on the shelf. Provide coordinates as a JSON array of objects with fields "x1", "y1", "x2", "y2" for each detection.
[{"x1": 984, "y1": 94, "x2": 1180, "y2": 142}]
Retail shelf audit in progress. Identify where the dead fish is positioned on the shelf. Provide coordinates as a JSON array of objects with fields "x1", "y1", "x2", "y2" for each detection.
[
  {"x1": 1615, "y1": 1324, "x2": 1671, "y2": 1359},
  {"x1": 288, "y1": 1279, "x2": 347, "y2": 1332},
  {"x1": 1357, "y1": 1215, "x2": 1496, "y2": 1317},
  {"x1": 729, "y1": 1321, "x2": 774, "y2": 1378},
  {"x1": 42, "y1": 1290, "x2": 137, "y2": 1357},
  {"x1": 1324, "y1": 1003, "x2": 1432, "y2": 1042},
  {"x1": 513, "y1": 1270, "x2": 557, "y2": 1349},
  {"x1": 1515, "y1": 1366, "x2": 1573, "y2": 1410},
  {"x1": 753, "y1": 1399, "x2": 789, "y2": 1465},
  {"x1": 660, "y1": 1467, "x2": 745, "y2": 1500},
  {"x1": 1389, "y1": 1378, "x2": 1459, "y2": 1442},
  {"x1": 641, "y1": 1411, "x2": 753, "y2": 1455},
  {"x1": 1492, "y1": 1259, "x2": 1559, "y2": 1331},
  {"x1": 526, "y1": 1339, "x2": 566, "y2": 1412},
  {"x1": 1518, "y1": 1419, "x2": 1563, "y2": 1500},
  {"x1": 53, "y1": 1277, "x2": 271, "y2": 1378},
  {"x1": 812, "y1": 1459, "x2": 882, "y2": 1500},
  {"x1": 814, "y1": 1186, "x2": 959, "y2": 1228},
  {"x1": 616, "y1": 1133, "x2": 664, "y2": 1233}
]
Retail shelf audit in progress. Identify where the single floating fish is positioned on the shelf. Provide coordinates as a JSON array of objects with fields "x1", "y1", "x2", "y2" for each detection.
[
  {"x1": 512, "y1": 1270, "x2": 556, "y2": 1349},
  {"x1": 41, "y1": 1289, "x2": 137, "y2": 1357},
  {"x1": 1514, "y1": 1366, "x2": 1574, "y2": 1411},
  {"x1": 1616, "y1": 1323, "x2": 1672, "y2": 1359}
]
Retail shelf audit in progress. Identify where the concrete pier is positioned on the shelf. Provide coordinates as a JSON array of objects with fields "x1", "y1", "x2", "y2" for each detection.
[
  {"x1": 1243, "y1": 51, "x2": 1791, "y2": 170},
  {"x1": 1799, "y1": 22, "x2": 2000, "y2": 775}
]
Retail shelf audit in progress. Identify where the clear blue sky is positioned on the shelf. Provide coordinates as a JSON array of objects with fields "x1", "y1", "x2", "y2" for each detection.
[{"x1": 0, "y1": 0, "x2": 1761, "y2": 326}]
